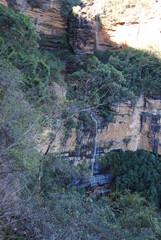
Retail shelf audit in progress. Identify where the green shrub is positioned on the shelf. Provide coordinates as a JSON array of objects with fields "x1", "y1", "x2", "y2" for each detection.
[
  {"x1": 0, "y1": 60, "x2": 41, "y2": 169},
  {"x1": 0, "y1": 4, "x2": 39, "y2": 55}
]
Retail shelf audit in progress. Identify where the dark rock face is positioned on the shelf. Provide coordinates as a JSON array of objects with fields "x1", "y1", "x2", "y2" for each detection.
[
  {"x1": 68, "y1": 11, "x2": 97, "y2": 54},
  {"x1": 142, "y1": 113, "x2": 161, "y2": 154},
  {"x1": 90, "y1": 174, "x2": 113, "y2": 187},
  {"x1": 69, "y1": 174, "x2": 113, "y2": 189},
  {"x1": 7, "y1": 0, "x2": 28, "y2": 11}
]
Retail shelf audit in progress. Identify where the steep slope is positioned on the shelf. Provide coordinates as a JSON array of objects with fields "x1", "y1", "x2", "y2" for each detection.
[
  {"x1": 0, "y1": 0, "x2": 67, "y2": 48},
  {"x1": 68, "y1": 0, "x2": 161, "y2": 53},
  {"x1": 41, "y1": 95, "x2": 161, "y2": 159},
  {"x1": 0, "y1": 0, "x2": 161, "y2": 156}
]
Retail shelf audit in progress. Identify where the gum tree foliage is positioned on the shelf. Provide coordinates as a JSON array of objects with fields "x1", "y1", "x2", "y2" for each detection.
[
  {"x1": 67, "y1": 56, "x2": 134, "y2": 118},
  {"x1": 0, "y1": 7, "x2": 50, "y2": 238}
]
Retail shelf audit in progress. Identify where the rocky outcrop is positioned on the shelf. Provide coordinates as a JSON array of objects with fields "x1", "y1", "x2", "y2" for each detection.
[
  {"x1": 1, "y1": 0, "x2": 161, "y2": 158},
  {"x1": 2, "y1": 0, "x2": 161, "y2": 53},
  {"x1": 68, "y1": 1, "x2": 101, "y2": 54},
  {"x1": 0, "y1": 0, "x2": 7, "y2": 6},
  {"x1": 0, "y1": 0, "x2": 67, "y2": 48},
  {"x1": 98, "y1": 96, "x2": 161, "y2": 155},
  {"x1": 68, "y1": 0, "x2": 161, "y2": 54},
  {"x1": 43, "y1": 96, "x2": 161, "y2": 160}
]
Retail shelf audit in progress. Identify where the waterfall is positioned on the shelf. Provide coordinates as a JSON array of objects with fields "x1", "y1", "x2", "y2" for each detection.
[
  {"x1": 69, "y1": 114, "x2": 114, "y2": 189},
  {"x1": 77, "y1": 121, "x2": 84, "y2": 160},
  {"x1": 95, "y1": 30, "x2": 99, "y2": 49},
  {"x1": 95, "y1": 15, "x2": 99, "y2": 49},
  {"x1": 95, "y1": 119, "x2": 100, "y2": 174},
  {"x1": 78, "y1": 12, "x2": 81, "y2": 28},
  {"x1": 90, "y1": 113, "x2": 98, "y2": 177}
]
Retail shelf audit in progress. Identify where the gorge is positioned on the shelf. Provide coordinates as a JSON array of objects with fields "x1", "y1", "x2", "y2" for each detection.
[
  {"x1": 0, "y1": 1, "x2": 161, "y2": 239},
  {"x1": 1, "y1": 0, "x2": 160, "y2": 157}
]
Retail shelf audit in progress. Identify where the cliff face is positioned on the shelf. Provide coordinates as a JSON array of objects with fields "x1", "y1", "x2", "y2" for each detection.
[
  {"x1": 0, "y1": 0, "x2": 7, "y2": 6},
  {"x1": 98, "y1": 96, "x2": 161, "y2": 155},
  {"x1": 0, "y1": 0, "x2": 67, "y2": 48},
  {"x1": 44, "y1": 96, "x2": 161, "y2": 161},
  {"x1": 2, "y1": 0, "x2": 161, "y2": 52},
  {"x1": 68, "y1": 0, "x2": 161, "y2": 54},
  {"x1": 1, "y1": 0, "x2": 161, "y2": 156}
]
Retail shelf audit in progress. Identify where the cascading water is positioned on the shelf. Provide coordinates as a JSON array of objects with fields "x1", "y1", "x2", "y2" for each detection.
[
  {"x1": 94, "y1": 119, "x2": 100, "y2": 174},
  {"x1": 77, "y1": 121, "x2": 84, "y2": 160},
  {"x1": 78, "y1": 12, "x2": 81, "y2": 28},
  {"x1": 95, "y1": 29, "x2": 99, "y2": 49},
  {"x1": 95, "y1": 15, "x2": 99, "y2": 49},
  {"x1": 69, "y1": 113, "x2": 113, "y2": 190},
  {"x1": 90, "y1": 113, "x2": 98, "y2": 177}
]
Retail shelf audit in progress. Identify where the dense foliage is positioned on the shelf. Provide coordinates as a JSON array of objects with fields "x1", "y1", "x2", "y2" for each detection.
[
  {"x1": 0, "y1": 4, "x2": 64, "y2": 103},
  {"x1": 0, "y1": 2, "x2": 161, "y2": 240},
  {"x1": 109, "y1": 48, "x2": 161, "y2": 97},
  {"x1": 1, "y1": 154, "x2": 161, "y2": 239},
  {"x1": 67, "y1": 56, "x2": 134, "y2": 119},
  {"x1": 95, "y1": 48, "x2": 161, "y2": 97},
  {"x1": 100, "y1": 150, "x2": 161, "y2": 207}
]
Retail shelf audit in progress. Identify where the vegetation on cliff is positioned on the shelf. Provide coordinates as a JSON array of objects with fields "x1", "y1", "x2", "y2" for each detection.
[
  {"x1": 95, "y1": 47, "x2": 161, "y2": 98},
  {"x1": 0, "y1": 2, "x2": 161, "y2": 240},
  {"x1": 66, "y1": 55, "x2": 134, "y2": 120},
  {"x1": 108, "y1": 48, "x2": 161, "y2": 97}
]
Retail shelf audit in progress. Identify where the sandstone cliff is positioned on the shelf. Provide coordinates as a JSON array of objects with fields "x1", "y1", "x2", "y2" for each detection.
[
  {"x1": 2, "y1": 0, "x2": 161, "y2": 53},
  {"x1": 43, "y1": 96, "x2": 161, "y2": 161},
  {"x1": 68, "y1": 0, "x2": 161, "y2": 54},
  {"x1": 0, "y1": 0, "x2": 67, "y2": 48},
  {"x1": 1, "y1": 0, "x2": 161, "y2": 157}
]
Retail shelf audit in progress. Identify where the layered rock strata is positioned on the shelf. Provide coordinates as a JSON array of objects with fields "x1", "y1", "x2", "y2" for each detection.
[
  {"x1": 68, "y1": 0, "x2": 161, "y2": 53},
  {"x1": 2, "y1": 0, "x2": 161, "y2": 53},
  {"x1": 43, "y1": 96, "x2": 161, "y2": 161},
  {"x1": 0, "y1": 0, "x2": 67, "y2": 48},
  {"x1": 1, "y1": 0, "x2": 161, "y2": 157}
]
